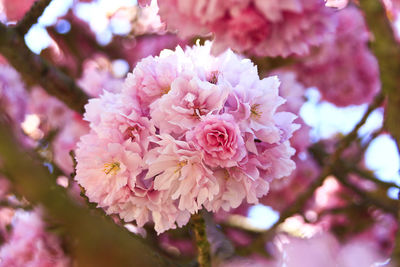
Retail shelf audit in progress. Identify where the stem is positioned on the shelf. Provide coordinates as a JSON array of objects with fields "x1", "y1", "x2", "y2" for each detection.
[{"x1": 191, "y1": 212, "x2": 211, "y2": 267}]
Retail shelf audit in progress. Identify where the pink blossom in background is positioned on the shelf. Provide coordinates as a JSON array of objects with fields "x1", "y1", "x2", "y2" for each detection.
[
  {"x1": 297, "y1": 6, "x2": 380, "y2": 106},
  {"x1": 279, "y1": 233, "x2": 392, "y2": 267},
  {"x1": 264, "y1": 156, "x2": 319, "y2": 212},
  {"x1": 0, "y1": 210, "x2": 69, "y2": 267},
  {"x1": 0, "y1": 64, "x2": 27, "y2": 126},
  {"x1": 132, "y1": 0, "x2": 165, "y2": 35},
  {"x1": 75, "y1": 42, "x2": 298, "y2": 233},
  {"x1": 123, "y1": 34, "x2": 188, "y2": 68},
  {"x1": 27, "y1": 87, "x2": 74, "y2": 134},
  {"x1": 157, "y1": 0, "x2": 335, "y2": 57},
  {"x1": 53, "y1": 117, "x2": 89, "y2": 174},
  {"x1": 78, "y1": 55, "x2": 124, "y2": 97},
  {"x1": 1, "y1": 0, "x2": 35, "y2": 21}
]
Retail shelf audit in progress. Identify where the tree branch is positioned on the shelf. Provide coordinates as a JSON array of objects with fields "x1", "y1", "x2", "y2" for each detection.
[
  {"x1": 359, "y1": 1, "x2": 400, "y2": 264},
  {"x1": 0, "y1": 22, "x2": 89, "y2": 114},
  {"x1": 0, "y1": 120, "x2": 178, "y2": 267},
  {"x1": 16, "y1": 0, "x2": 52, "y2": 35},
  {"x1": 334, "y1": 173, "x2": 397, "y2": 216},
  {"x1": 359, "y1": 0, "x2": 400, "y2": 152}
]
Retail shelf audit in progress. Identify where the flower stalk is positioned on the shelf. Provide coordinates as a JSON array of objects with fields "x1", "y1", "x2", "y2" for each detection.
[{"x1": 191, "y1": 212, "x2": 211, "y2": 267}]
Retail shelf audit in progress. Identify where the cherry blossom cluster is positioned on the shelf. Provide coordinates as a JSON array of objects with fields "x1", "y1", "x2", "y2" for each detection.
[
  {"x1": 156, "y1": 0, "x2": 335, "y2": 57},
  {"x1": 296, "y1": 6, "x2": 380, "y2": 106},
  {"x1": 75, "y1": 42, "x2": 299, "y2": 233},
  {"x1": 0, "y1": 210, "x2": 69, "y2": 267}
]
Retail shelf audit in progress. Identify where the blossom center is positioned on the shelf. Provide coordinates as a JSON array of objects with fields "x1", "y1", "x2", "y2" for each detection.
[
  {"x1": 207, "y1": 71, "x2": 219, "y2": 84},
  {"x1": 250, "y1": 104, "x2": 262, "y2": 118},
  {"x1": 103, "y1": 162, "x2": 121, "y2": 175},
  {"x1": 161, "y1": 86, "x2": 171, "y2": 95},
  {"x1": 174, "y1": 160, "x2": 187, "y2": 174},
  {"x1": 124, "y1": 125, "x2": 140, "y2": 141}
]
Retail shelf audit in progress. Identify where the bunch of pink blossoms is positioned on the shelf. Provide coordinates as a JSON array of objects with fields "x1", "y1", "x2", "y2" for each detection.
[
  {"x1": 156, "y1": 0, "x2": 334, "y2": 57},
  {"x1": 75, "y1": 42, "x2": 298, "y2": 233},
  {"x1": 0, "y1": 210, "x2": 69, "y2": 267},
  {"x1": 297, "y1": 6, "x2": 380, "y2": 106}
]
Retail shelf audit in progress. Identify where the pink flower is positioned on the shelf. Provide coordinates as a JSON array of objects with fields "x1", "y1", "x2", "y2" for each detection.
[
  {"x1": 279, "y1": 233, "x2": 392, "y2": 267},
  {"x1": 78, "y1": 55, "x2": 124, "y2": 97},
  {"x1": 150, "y1": 75, "x2": 230, "y2": 135},
  {"x1": 145, "y1": 134, "x2": 219, "y2": 213},
  {"x1": 75, "y1": 133, "x2": 142, "y2": 209},
  {"x1": 2, "y1": 0, "x2": 35, "y2": 21},
  {"x1": 273, "y1": 70, "x2": 307, "y2": 114},
  {"x1": 0, "y1": 64, "x2": 27, "y2": 126},
  {"x1": 0, "y1": 210, "x2": 69, "y2": 267},
  {"x1": 123, "y1": 52, "x2": 180, "y2": 114},
  {"x1": 296, "y1": 7, "x2": 380, "y2": 106},
  {"x1": 158, "y1": 0, "x2": 335, "y2": 57},
  {"x1": 187, "y1": 114, "x2": 246, "y2": 168},
  {"x1": 53, "y1": 117, "x2": 89, "y2": 174}
]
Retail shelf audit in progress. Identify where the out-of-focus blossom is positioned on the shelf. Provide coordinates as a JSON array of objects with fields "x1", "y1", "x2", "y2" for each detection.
[
  {"x1": 0, "y1": 64, "x2": 27, "y2": 126},
  {"x1": 297, "y1": 7, "x2": 380, "y2": 106},
  {"x1": 132, "y1": 0, "x2": 165, "y2": 35},
  {"x1": 27, "y1": 87, "x2": 73, "y2": 134},
  {"x1": 1, "y1": 0, "x2": 35, "y2": 21},
  {"x1": 78, "y1": 55, "x2": 124, "y2": 97},
  {"x1": 279, "y1": 233, "x2": 392, "y2": 267},
  {"x1": 53, "y1": 117, "x2": 89, "y2": 174},
  {"x1": 0, "y1": 210, "x2": 69, "y2": 267},
  {"x1": 76, "y1": 42, "x2": 298, "y2": 233},
  {"x1": 158, "y1": 0, "x2": 335, "y2": 57}
]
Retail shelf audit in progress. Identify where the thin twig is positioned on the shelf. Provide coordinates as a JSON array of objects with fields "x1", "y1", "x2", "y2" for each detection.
[
  {"x1": 350, "y1": 167, "x2": 400, "y2": 190},
  {"x1": 334, "y1": 173, "x2": 397, "y2": 215}
]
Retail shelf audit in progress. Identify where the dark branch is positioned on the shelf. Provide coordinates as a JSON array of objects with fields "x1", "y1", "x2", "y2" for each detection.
[
  {"x1": 0, "y1": 22, "x2": 89, "y2": 114},
  {"x1": 0, "y1": 119, "x2": 178, "y2": 267},
  {"x1": 16, "y1": 0, "x2": 53, "y2": 35},
  {"x1": 360, "y1": 0, "x2": 400, "y2": 152}
]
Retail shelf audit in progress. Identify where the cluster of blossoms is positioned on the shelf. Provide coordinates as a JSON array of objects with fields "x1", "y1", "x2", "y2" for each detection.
[
  {"x1": 75, "y1": 42, "x2": 299, "y2": 233},
  {"x1": 220, "y1": 232, "x2": 391, "y2": 267},
  {"x1": 0, "y1": 64, "x2": 27, "y2": 127},
  {"x1": 0, "y1": 210, "x2": 69, "y2": 267},
  {"x1": 296, "y1": 6, "x2": 380, "y2": 106},
  {"x1": 155, "y1": 0, "x2": 335, "y2": 57}
]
